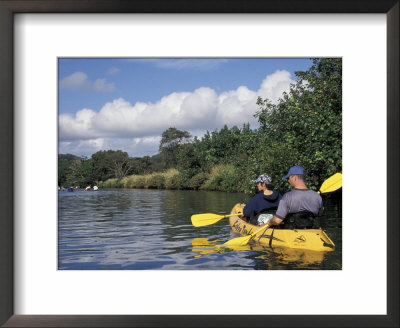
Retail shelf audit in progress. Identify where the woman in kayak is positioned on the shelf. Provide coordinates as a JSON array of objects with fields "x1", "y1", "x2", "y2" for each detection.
[{"x1": 241, "y1": 174, "x2": 282, "y2": 225}]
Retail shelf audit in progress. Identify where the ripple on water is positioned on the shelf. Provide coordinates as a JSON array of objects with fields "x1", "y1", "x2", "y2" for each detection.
[{"x1": 58, "y1": 189, "x2": 342, "y2": 270}]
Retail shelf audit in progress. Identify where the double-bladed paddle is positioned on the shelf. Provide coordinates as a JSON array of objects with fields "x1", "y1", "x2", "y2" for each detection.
[
  {"x1": 223, "y1": 172, "x2": 342, "y2": 247},
  {"x1": 191, "y1": 212, "x2": 242, "y2": 227}
]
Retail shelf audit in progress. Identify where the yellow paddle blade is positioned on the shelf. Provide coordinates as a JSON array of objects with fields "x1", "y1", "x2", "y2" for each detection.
[
  {"x1": 319, "y1": 172, "x2": 342, "y2": 194},
  {"x1": 191, "y1": 212, "x2": 241, "y2": 227},
  {"x1": 223, "y1": 234, "x2": 253, "y2": 246},
  {"x1": 223, "y1": 225, "x2": 270, "y2": 247}
]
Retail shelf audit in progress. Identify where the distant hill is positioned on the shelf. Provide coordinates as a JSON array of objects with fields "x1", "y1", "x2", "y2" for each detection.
[
  {"x1": 58, "y1": 153, "x2": 83, "y2": 187},
  {"x1": 59, "y1": 153, "x2": 82, "y2": 169}
]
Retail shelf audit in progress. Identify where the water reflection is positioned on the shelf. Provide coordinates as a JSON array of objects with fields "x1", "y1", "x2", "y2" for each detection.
[
  {"x1": 191, "y1": 237, "x2": 328, "y2": 269},
  {"x1": 58, "y1": 189, "x2": 341, "y2": 270}
]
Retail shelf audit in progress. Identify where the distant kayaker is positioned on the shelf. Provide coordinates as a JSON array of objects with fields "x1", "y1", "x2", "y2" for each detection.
[
  {"x1": 241, "y1": 174, "x2": 282, "y2": 225},
  {"x1": 265, "y1": 166, "x2": 323, "y2": 229}
]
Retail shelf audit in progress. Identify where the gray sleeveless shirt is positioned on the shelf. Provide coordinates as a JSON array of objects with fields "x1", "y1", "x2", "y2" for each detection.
[{"x1": 275, "y1": 189, "x2": 322, "y2": 220}]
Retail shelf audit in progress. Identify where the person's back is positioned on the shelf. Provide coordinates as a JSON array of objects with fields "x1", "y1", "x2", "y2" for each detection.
[
  {"x1": 242, "y1": 174, "x2": 282, "y2": 225},
  {"x1": 244, "y1": 189, "x2": 282, "y2": 224},
  {"x1": 275, "y1": 188, "x2": 322, "y2": 229},
  {"x1": 265, "y1": 166, "x2": 322, "y2": 229}
]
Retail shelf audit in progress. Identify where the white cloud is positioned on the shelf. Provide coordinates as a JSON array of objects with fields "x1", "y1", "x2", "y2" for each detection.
[
  {"x1": 59, "y1": 108, "x2": 98, "y2": 139},
  {"x1": 59, "y1": 72, "x2": 116, "y2": 92},
  {"x1": 59, "y1": 72, "x2": 91, "y2": 91},
  {"x1": 217, "y1": 86, "x2": 258, "y2": 126},
  {"x1": 93, "y1": 78, "x2": 116, "y2": 92},
  {"x1": 258, "y1": 70, "x2": 293, "y2": 102},
  {"x1": 59, "y1": 70, "x2": 295, "y2": 156},
  {"x1": 59, "y1": 136, "x2": 161, "y2": 158},
  {"x1": 107, "y1": 67, "x2": 120, "y2": 75}
]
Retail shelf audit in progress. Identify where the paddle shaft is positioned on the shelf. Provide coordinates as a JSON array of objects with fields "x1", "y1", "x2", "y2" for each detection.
[
  {"x1": 191, "y1": 211, "x2": 243, "y2": 227},
  {"x1": 246, "y1": 224, "x2": 271, "y2": 243},
  {"x1": 224, "y1": 223, "x2": 271, "y2": 246}
]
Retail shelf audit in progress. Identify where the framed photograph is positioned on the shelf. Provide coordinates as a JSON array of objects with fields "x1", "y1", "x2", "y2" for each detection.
[{"x1": 1, "y1": 0, "x2": 398, "y2": 327}]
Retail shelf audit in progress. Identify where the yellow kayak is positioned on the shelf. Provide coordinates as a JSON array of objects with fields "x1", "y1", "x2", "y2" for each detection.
[{"x1": 228, "y1": 203, "x2": 335, "y2": 252}]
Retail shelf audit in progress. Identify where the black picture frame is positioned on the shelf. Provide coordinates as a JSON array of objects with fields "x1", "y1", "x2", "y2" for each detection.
[{"x1": 0, "y1": 1, "x2": 398, "y2": 327}]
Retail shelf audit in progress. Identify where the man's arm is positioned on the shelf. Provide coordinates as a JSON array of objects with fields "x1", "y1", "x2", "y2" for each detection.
[{"x1": 268, "y1": 216, "x2": 283, "y2": 226}]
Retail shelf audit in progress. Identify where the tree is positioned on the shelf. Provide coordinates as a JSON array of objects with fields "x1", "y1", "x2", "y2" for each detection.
[
  {"x1": 131, "y1": 156, "x2": 154, "y2": 174},
  {"x1": 91, "y1": 150, "x2": 134, "y2": 181},
  {"x1": 159, "y1": 127, "x2": 192, "y2": 168},
  {"x1": 58, "y1": 153, "x2": 82, "y2": 187},
  {"x1": 78, "y1": 159, "x2": 96, "y2": 185},
  {"x1": 110, "y1": 153, "x2": 133, "y2": 180},
  {"x1": 65, "y1": 159, "x2": 84, "y2": 187},
  {"x1": 254, "y1": 58, "x2": 342, "y2": 191}
]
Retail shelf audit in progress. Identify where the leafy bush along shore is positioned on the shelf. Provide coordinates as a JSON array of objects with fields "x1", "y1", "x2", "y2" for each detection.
[
  {"x1": 59, "y1": 59, "x2": 342, "y2": 195},
  {"x1": 98, "y1": 165, "x2": 244, "y2": 192}
]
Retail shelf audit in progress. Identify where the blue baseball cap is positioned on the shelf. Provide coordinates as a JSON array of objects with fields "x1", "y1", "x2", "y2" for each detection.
[{"x1": 283, "y1": 166, "x2": 306, "y2": 179}]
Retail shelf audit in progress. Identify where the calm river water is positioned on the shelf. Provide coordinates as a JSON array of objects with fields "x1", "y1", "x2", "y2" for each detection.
[{"x1": 58, "y1": 189, "x2": 342, "y2": 270}]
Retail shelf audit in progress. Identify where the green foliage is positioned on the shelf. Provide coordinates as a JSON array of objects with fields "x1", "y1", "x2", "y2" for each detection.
[
  {"x1": 149, "y1": 153, "x2": 165, "y2": 172},
  {"x1": 130, "y1": 156, "x2": 155, "y2": 175},
  {"x1": 109, "y1": 169, "x2": 180, "y2": 190},
  {"x1": 91, "y1": 150, "x2": 134, "y2": 181},
  {"x1": 58, "y1": 154, "x2": 84, "y2": 187},
  {"x1": 189, "y1": 172, "x2": 209, "y2": 190},
  {"x1": 59, "y1": 58, "x2": 341, "y2": 193},
  {"x1": 147, "y1": 173, "x2": 165, "y2": 189},
  {"x1": 159, "y1": 127, "x2": 192, "y2": 168},
  {"x1": 201, "y1": 165, "x2": 241, "y2": 192},
  {"x1": 253, "y1": 58, "x2": 342, "y2": 192},
  {"x1": 62, "y1": 157, "x2": 95, "y2": 188},
  {"x1": 99, "y1": 178, "x2": 124, "y2": 188},
  {"x1": 163, "y1": 169, "x2": 181, "y2": 189},
  {"x1": 175, "y1": 142, "x2": 203, "y2": 189},
  {"x1": 127, "y1": 175, "x2": 146, "y2": 188}
]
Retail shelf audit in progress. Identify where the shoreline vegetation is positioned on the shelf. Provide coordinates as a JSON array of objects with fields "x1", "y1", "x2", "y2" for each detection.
[
  {"x1": 98, "y1": 165, "x2": 242, "y2": 192},
  {"x1": 59, "y1": 59, "x2": 342, "y2": 195}
]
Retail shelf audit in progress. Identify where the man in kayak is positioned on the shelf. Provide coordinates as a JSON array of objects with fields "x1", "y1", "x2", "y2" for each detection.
[
  {"x1": 265, "y1": 166, "x2": 323, "y2": 229},
  {"x1": 241, "y1": 174, "x2": 282, "y2": 225}
]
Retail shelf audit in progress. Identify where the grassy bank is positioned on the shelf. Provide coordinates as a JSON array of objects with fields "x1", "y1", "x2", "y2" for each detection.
[{"x1": 98, "y1": 165, "x2": 248, "y2": 193}]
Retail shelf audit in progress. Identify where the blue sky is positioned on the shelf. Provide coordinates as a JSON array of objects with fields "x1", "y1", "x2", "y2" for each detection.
[{"x1": 58, "y1": 58, "x2": 312, "y2": 157}]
